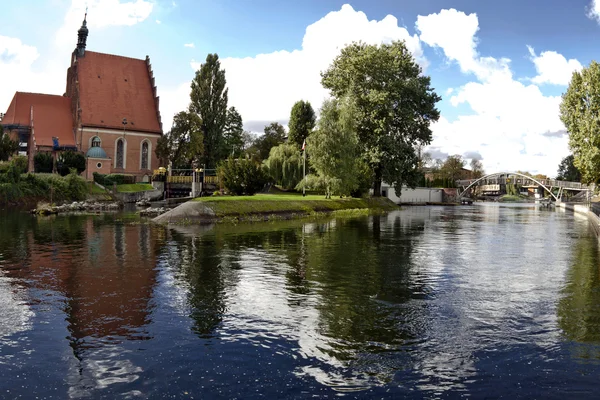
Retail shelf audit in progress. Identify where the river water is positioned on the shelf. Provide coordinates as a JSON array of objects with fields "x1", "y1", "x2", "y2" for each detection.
[{"x1": 0, "y1": 204, "x2": 600, "y2": 398}]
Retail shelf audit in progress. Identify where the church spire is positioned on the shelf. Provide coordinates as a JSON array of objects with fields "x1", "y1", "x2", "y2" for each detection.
[{"x1": 76, "y1": 10, "x2": 88, "y2": 58}]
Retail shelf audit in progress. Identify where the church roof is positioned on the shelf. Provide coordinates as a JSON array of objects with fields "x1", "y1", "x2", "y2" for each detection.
[
  {"x1": 86, "y1": 146, "x2": 108, "y2": 159},
  {"x1": 2, "y1": 92, "x2": 75, "y2": 148},
  {"x1": 77, "y1": 51, "x2": 162, "y2": 134}
]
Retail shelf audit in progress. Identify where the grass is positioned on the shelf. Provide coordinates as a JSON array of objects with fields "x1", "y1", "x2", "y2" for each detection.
[
  {"x1": 116, "y1": 183, "x2": 155, "y2": 193},
  {"x1": 193, "y1": 193, "x2": 398, "y2": 217},
  {"x1": 499, "y1": 194, "x2": 530, "y2": 202},
  {"x1": 88, "y1": 182, "x2": 108, "y2": 194}
]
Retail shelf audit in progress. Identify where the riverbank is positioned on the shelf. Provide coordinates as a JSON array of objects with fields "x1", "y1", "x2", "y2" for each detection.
[{"x1": 152, "y1": 195, "x2": 399, "y2": 225}]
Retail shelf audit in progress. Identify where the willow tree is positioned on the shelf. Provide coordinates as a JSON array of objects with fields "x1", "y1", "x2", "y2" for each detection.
[
  {"x1": 264, "y1": 143, "x2": 303, "y2": 190},
  {"x1": 560, "y1": 61, "x2": 600, "y2": 184},
  {"x1": 190, "y1": 53, "x2": 228, "y2": 168},
  {"x1": 321, "y1": 41, "x2": 441, "y2": 196}
]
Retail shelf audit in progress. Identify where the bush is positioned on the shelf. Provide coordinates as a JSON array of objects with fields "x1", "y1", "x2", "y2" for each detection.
[
  {"x1": 218, "y1": 157, "x2": 268, "y2": 196},
  {"x1": 94, "y1": 173, "x2": 135, "y2": 186},
  {"x1": 264, "y1": 143, "x2": 303, "y2": 190},
  {"x1": 66, "y1": 169, "x2": 88, "y2": 201},
  {"x1": 34, "y1": 152, "x2": 54, "y2": 173},
  {"x1": 56, "y1": 150, "x2": 86, "y2": 176},
  {"x1": 11, "y1": 155, "x2": 28, "y2": 174}
]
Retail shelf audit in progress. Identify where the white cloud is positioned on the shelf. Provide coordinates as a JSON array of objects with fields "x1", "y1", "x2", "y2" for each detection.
[
  {"x1": 56, "y1": 0, "x2": 153, "y2": 51},
  {"x1": 156, "y1": 19, "x2": 161, "y2": 24},
  {"x1": 418, "y1": 9, "x2": 569, "y2": 175},
  {"x1": 527, "y1": 46, "x2": 582, "y2": 85},
  {"x1": 184, "y1": 43, "x2": 195, "y2": 48},
  {"x1": 446, "y1": 88, "x2": 454, "y2": 95},
  {"x1": 179, "y1": 4, "x2": 425, "y2": 132},
  {"x1": 588, "y1": 0, "x2": 600, "y2": 21}
]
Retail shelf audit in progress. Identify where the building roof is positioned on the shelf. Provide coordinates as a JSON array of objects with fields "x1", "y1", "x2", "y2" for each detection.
[
  {"x1": 2, "y1": 92, "x2": 75, "y2": 147},
  {"x1": 86, "y1": 146, "x2": 108, "y2": 159},
  {"x1": 77, "y1": 51, "x2": 162, "y2": 134}
]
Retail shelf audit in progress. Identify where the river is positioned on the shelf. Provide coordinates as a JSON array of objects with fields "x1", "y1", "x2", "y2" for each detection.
[{"x1": 0, "y1": 203, "x2": 599, "y2": 398}]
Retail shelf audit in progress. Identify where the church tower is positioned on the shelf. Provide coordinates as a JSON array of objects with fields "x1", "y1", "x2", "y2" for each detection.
[{"x1": 76, "y1": 12, "x2": 88, "y2": 58}]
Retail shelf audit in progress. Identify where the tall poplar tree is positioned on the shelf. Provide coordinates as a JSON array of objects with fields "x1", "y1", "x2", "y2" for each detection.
[
  {"x1": 321, "y1": 41, "x2": 441, "y2": 196},
  {"x1": 223, "y1": 107, "x2": 244, "y2": 157},
  {"x1": 288, "y1": 100, "x2": 316, "y2": 148},
  {"x1": 190, "y1": 53, "x2": 228, "y2": 168}
]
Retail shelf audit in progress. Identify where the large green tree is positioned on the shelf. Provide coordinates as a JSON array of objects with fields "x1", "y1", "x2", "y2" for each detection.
[
  {"x1": 155, "y1": 111, "x2": 203, "y2": 169},
  {"x1": 560, "y1": 61, "x2": 600, "y2": 184},
  {"x1": 303, "y1": 98, "x2": 365, "y2": 198},
  {"x1": 440, "y1": 155, "x2": 466, "y2": 182},
  {"x1": 223, "y1": 107, "x2": 244, "y2": 158},
  {"x1": 253, "y1": 122, "x2": 286, "y2": 161},
  {"x1": 288, "y1": 100, "x2": 316, "y2": 148},
  {"x1": 321, "y1": 41, "x2": 441, "y2": 196},
  {"x1": 470, "y1": 159, "x2": 484, "y2": 179},
  {"x1": 0, "y1": 129, "x2": 19, "y2": 161},
  {"x1": 556, "y1": 154, "x2": 581, "y2": 181},
  {"x1": 190, "y1": 53, "x2": 228, "y2": 168}
]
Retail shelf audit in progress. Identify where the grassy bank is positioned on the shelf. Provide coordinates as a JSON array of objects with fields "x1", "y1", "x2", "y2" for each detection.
[
  {"x1": 152, "y1": 193, "x2": 399, "y2": 225},
  {"x1": 116, "y1": 183, "x2": 154, "y2": 193},
  {"x1": 0, "y1": 172, "x2": 90, "y2": 208},
  {"x1": 498, "y1": 194, "x2": 532, "y2": 202}
]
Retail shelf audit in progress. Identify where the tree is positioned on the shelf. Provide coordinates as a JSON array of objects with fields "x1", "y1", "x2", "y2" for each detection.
[
  {"x1": 223, "y1": 107, "x2": 244, "y2": 158},
  {"x1": 155, "y1": 111, "x2": 203, "y2": 169},
  {"x1": 321, "y1": 41, "x2": 441, "y2": 196},
  {"x1": 0, "y1": 129, "x2": 19, "y2": 161},
  {"x1": 288, "y1": 100, "x2": 316, "y2": 148},
  {"x1": 302, "y1": 98, "x2": 364, "y2": 198},
  {"x1": 34, "y1": 152, "x2": 53, "y2": 173},
  {"x1": 556, "y1": 155, "x2": 581, "y2": 181},
  {"x1": 218, "y1": 157, "x2": 267, "y2": 196},
  {"x1": 190, "y1": 53, "x2": 228, "y2": 168},
  {"x1": 470, "y1": 159, "x2": 484, "y2": 179},
  {"x1": 253, "y1": 122, "x2": 286, "y2": 161},
  {"x1": 440, "y1": 155, "x2": 466, "y2": 183},
  {"x1": 560, "y1": 61, "x2": 600, "y2": 184},
  {"x1": 56, "y1": 151, "x2": 86, "y2": 176},
  {"x1": 264, "y1": 143, "x2": 303, "y2": 190}
]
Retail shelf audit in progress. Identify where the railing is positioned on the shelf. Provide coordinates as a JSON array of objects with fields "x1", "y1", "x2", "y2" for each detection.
[{"x1": 457, "y1": 177, "x2": 589, "y2": 190}]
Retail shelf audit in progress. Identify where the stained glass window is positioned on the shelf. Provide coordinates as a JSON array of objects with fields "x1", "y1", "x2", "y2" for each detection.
[
  {"x1": 141, "y1": 141, "x2": 149, "y2": 170},
  {"x1": 116, "y1": 139, "x2": 124, "y2": 168}
]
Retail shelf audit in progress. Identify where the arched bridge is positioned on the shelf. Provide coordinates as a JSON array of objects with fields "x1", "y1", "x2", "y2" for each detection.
[{"x1": 457, "y1": 172, "x2": 591, "y2": 202}]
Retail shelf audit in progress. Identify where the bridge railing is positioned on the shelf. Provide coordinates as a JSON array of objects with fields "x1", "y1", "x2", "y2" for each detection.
[{"x1": 457, "y1": 176, "x2": 589, "y2": 190}]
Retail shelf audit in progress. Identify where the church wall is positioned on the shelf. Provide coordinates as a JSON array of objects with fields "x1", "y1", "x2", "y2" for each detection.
[
  {"x1": 86, "y1": 157, "x2": 112, "y2": 180},
  {"x1": 81, "y1": 127, "x2": 160, "y2": 180}
]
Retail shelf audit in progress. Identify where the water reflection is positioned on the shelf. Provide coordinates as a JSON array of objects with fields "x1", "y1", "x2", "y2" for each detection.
[{"x1": 2, "y1": 205, "x2": 600, "y2": 397}]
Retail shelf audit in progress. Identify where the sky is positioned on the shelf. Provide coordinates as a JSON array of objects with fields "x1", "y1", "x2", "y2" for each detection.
[{"x1": 2, "y1": 0, "x2": 600, "y2": 176}]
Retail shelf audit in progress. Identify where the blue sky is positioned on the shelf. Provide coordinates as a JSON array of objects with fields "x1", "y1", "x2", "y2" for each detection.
[{"x1": 2, "y1": 0, "x2": 600, "y2": 175}]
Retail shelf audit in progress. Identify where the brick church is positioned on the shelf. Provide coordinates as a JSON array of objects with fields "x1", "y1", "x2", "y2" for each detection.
[{"x1": 1, "y1": 15, "x2": 163, "y2": 182}]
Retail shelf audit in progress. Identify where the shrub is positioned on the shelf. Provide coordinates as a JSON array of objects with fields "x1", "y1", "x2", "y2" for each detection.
[
  {"x1": 264, "y1": 143, "x2": 303, "y2": 190},
  {"x1": 66, "y1": 169, "x2": 88, "y2": 201},
  {"x1": 218, "y1": 157, "x2": 268, "y2": 196},
  {"x1": 11, "y1": 155, "x2": 28, "y2": 174},
  {"x1": 34, "y1": 152, "x2": 54, "y2": 173},
  {"x1": 56, "y1": 150, "x2": 86, "y2": 176},
  {"x1": 93, "y1": 173, "x2": 135, "y2": 186}
]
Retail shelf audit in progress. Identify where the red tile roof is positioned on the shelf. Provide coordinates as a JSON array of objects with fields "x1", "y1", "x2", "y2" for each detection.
[
  {"x1": 77, "y1": 51, "x2": 162, "y2": 134},
  {"x1": 2, "y1": 92, "x2": 75, "y2": 147}
]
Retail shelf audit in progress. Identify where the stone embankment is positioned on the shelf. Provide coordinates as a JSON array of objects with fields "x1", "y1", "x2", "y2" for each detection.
[
  {"x1": 139, "y1": 207, "x2": 172, "y2": 217},
  {"x1": 31, "y1": 201, "x2": 122, "y2": 215}
]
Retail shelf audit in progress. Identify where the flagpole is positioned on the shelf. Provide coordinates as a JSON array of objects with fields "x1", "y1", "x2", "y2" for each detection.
[{"x1": 302, "y1": 140, "x2": 306, "y2": 197}]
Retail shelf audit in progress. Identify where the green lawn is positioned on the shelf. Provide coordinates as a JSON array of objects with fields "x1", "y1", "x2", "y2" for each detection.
[
  {"x1": 194, "y1": 193, "x2": 397, "y2": 216},
  {"x1": 116, "y1": 183, "x2": 155, "y2": 193},
  {"x1": 88, "y1": 182, "x2": 108, "y2": 194}
]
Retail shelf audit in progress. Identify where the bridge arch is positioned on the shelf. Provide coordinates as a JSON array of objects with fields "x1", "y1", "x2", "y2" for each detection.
[{"x1": 459, "y1": 171, "x2": 559, "y2": 202}]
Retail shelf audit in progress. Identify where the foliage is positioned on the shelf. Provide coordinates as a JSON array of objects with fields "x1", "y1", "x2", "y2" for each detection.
[
  {"x1": 439, "y1": 155, "x2": 466, "y2": 182},
  {"x1": 303, "y1": 98, "x2": 365, "y2": 198},
  {"x1": 556, "y1": 155, "x2": 581, "y2": 181},
  {"x1": 156, "y1": 111, "x2": 203, "y2": 169},
  {"x1": 218, "y1": 157, "x2": 268, "y2": 196},
  {"x1": 253, "y1": 122, "x2": 286, "y2": 161},
  {"x1": 93, "y1": 173, "x2": 136, "y2": 186},
  {"x1": 470, "y1": 159, "x2": 484, "y2": 179},
  {"x1": 321, "y1": 41, "x2": 441, "y2": 195},
  {"x1": 0, "y1": 130, "x2": 19, "y2": 161},
  {"x1": 264, "y1": 143, "x2": 303, "y2": 190},
  {"x1": 34, "y1": 152, "x2": 54, "y2": 173},
  {"x1": 190, "y1": 53, "x2": 228, "y2": 168},
  {"x1": 0, "y1": 171, "x2": 88, "y2": 205},
  {"x1": 65, "y1": 169, "x2": 88, "y2": 200},
  {"x1": 288, "y1": 100, "x2": 316, "y2": 148},
  {"x1": 116, "y1": 183, "x2": 155, "y2": 193},
  {"x1": 560, "y1": 61, "x2": 600, "y2": 184},
  {"x1": 223, "y1": 107, "x2": 245, "y2": 158},
  {"x1": 11, "y1": 155, "x2": 28, "y2": 174},
  {"x1": 56, "y1": 150, "x2": 86, "y2": 176}
]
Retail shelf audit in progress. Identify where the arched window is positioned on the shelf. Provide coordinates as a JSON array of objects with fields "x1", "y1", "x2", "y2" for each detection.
[
  {"x1": 141, "y1": 141, "x2": 149, "y2": 170},
  {"x1": 116, "y1": 138, "x2": 124, "y2": 169},
  {"x1": 91, "y1": 136, "x2": 101, "y2": 148}
]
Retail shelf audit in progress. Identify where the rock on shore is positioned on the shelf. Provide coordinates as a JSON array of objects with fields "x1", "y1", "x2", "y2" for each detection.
[{"x1": 31, "y1": 201, "x2": 123, "y2": 215}]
